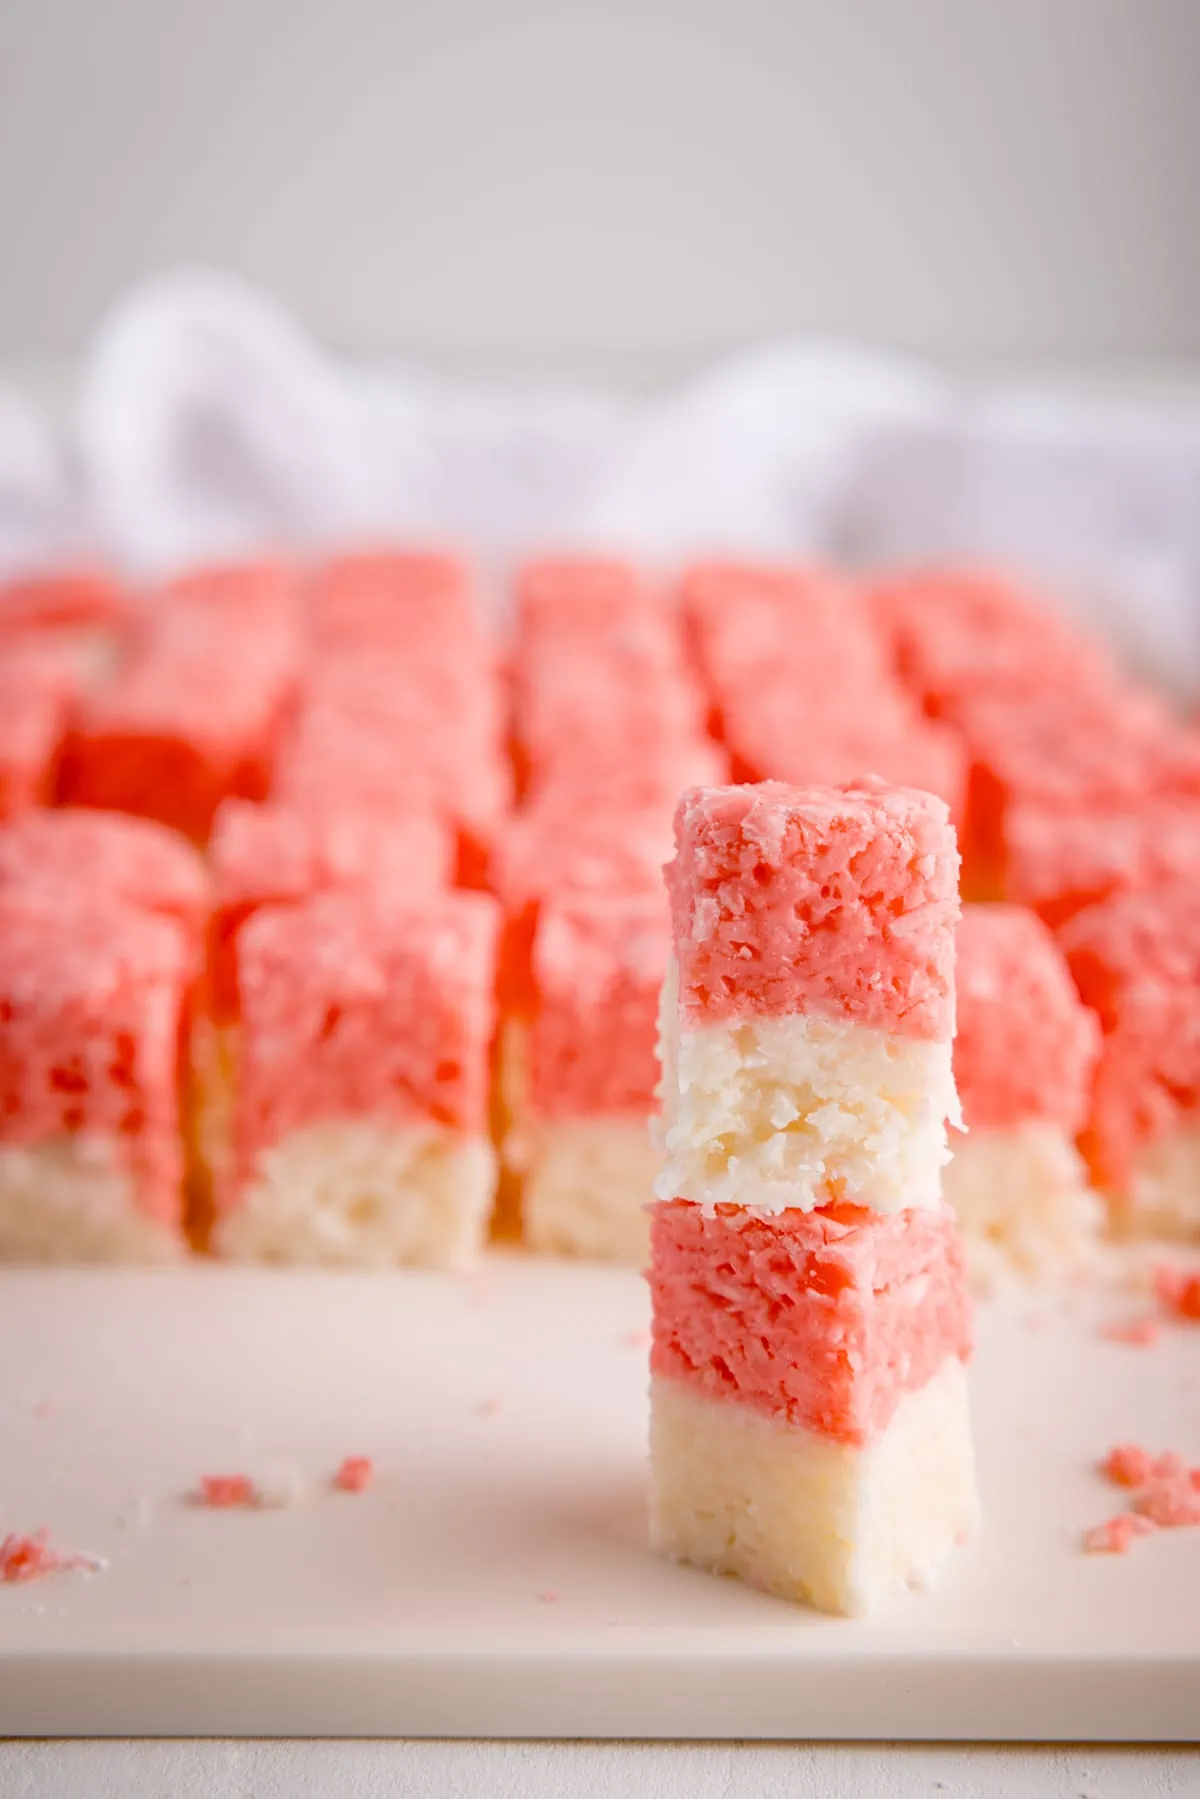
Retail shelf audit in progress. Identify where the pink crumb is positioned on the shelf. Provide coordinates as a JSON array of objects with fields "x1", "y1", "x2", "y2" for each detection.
[
  {"x1": 473, "y1": 1398, "x2": 502, "y2": 1419},
  {"x1": 1153, "y1": 1264, "x2": 1200, "y2": 1322},
  {"x1": 0, "y1": 1530, "x2": 60, "y2": 1583},
  {"x1": 621, "y1": 1329, "x2": 652, "y2": 1350},
  {"x1": 332, "y1": 1456, "x2": 374, "y2": 1494},
  {"x1": 537, "y1": 1590, "x2": 560, "y2": 1604},
  {"x1": 195, "y1": 1474, "x2": 256, "y2": 1509},
  {"x1": 1133, "y1": 1480, "x2": 1200, "y2": 1529},
  {"x1": 0, "y1": 1530, "x2": 104, "y2": 1583},
  {"x1": 1082, "y1": 1514, "x2": 1155, "y2": 1555},
  {"x1": 1100, "y1": 1316, "x2": 1160, "y2": 1347},
  {"x1": 1101, "y1": 1444, "x2": 1155, "y2": 1488}
]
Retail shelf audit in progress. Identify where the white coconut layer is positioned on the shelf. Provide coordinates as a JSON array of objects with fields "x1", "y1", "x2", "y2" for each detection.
[
  {"x1": 656, "y1": 960, "x2": 959, "y2": 1214},
  {"x1": 649, "y1": 1356, "x2": 977, "y2": 1617}
]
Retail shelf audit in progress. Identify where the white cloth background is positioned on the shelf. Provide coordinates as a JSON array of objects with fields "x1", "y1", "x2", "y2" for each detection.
[{"x1": 1, "y1": 267, "x2": 1198, "y2": 693}]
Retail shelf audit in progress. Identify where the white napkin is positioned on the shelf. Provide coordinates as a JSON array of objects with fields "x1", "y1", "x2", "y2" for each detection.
[{"x1": 3, "y1": 265, "x2": 1197, "y2": 692}]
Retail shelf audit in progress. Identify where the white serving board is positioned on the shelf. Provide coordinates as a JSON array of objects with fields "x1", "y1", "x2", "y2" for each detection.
[{"x1": 0, "y1": 1257, "x2": 1196, "y2": 1741}]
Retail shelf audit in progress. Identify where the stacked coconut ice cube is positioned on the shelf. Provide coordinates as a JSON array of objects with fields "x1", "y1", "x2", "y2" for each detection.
[{"x1": 649, "y1": 781, "x2": 977, "y2": 1615}]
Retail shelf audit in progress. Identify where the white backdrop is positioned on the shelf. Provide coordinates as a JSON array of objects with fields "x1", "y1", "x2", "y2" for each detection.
[{"x1": 0, "y1": 0, "x2": 1198, "y2": 369}]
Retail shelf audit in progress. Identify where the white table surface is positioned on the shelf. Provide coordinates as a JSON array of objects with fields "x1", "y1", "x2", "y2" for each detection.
[
  {"x1": 2, "y1": 1740, "x2": 1199, "y2": 1797},
  {"x1": 2, "y1": 1264, "x2": 1197, "y2": 1741}
]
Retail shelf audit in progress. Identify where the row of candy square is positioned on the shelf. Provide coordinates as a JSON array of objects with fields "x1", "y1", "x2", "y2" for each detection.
[{"x1": 1, "y1": 552, "x2": 1199, "y2": 1265}]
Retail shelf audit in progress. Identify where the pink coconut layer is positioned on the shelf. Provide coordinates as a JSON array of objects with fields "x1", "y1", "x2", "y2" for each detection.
[
  {"x1": 308, "y1": 547, "x2": 476, "y2": 651},
  {"x1": 512, "y1": 560, "x2": 708, "y2": 801},
  {"x1": 869, "y1": 568, "x2": 1119, "y2": 716},
  {"x1": 667, "y1": 781, "x2": 959, "y2": 1039},
  {"x1": 0, "y1": 652, "x2": 73, "y2": 818},
  {"x1": 491, "y1": 799, "x2": 671, "y2": 1010},
  {"x1": 158, "y1": 560, "x2": 300, "y2": 643},
  {"x1": 1005, "y1": 796, "x2": 1200, "y2": 928},
  {"x1": 0, "y1": 808, "x2": 209, "y2": 950},
  {"x1": 727, "y1": 682, "x2": 966, "y2": 824},
  {"x1": 956, "y1": 687, "x2": 1200, "y2": 888},
  {"x1": 1060, "y1": 880, "x2": 1200, "y2": 1189},
  {"x1": 0, "y1": 889, "x2": 190, "y2": 1224},
  {"x1": 515, "y1": 555, "x2": 656, "y2": 641},
  {"x1": 209, "y1": 799, "x2": 453, "y2": 1021},
  {"x1": 61, "y1": 565, "x2": 304, "y2": 844},
  {"x1": 529, "y1": 893, "x2": 670, "y2": 1116},
  {"x1": 224, "y1": 889, "x2": 498, "y2": 1192},
  {"x1": 681, "y1": 561, "x2": 889, "y2": 735},
  {"x1": 275, "y1": 703, "x2": 508, "y2": 890},
  {"x1": 0, "y1": 569, "x2": 132, "y2": 636},
  {"x1": 649, "y1": 1198, "x2": 971, "y2": 1448},
  {"x1": 955, "y1": 904, "x2": 1099, "y2": 1133}
]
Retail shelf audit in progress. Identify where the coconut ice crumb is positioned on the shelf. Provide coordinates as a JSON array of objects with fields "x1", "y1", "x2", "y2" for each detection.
[
  {"x1": 0, "y1": 1530, "x2": 107, "y2": 1584},
  {"x1": 1101, "y1": 1444, "x2": 1155, "y2": 1488},
  {"x1": 1091, "y1": 1440, "x2": 1200, "y2": 1545},
  {"x1": 537, "y1": 1589, "x2": 560, "y2": 1604},
  {"x1": 193, "y1": 1473, "x2": 256, "y2": 1509},
  {"x1": 1082, "y1": 1514, "x2": 1155, "y2": 1555},
  {"x1": 1133, "y1": 1480, "x2": 1200, "y2": 1529},
  {"x1": 473, "y1": 1398, "x2": 502, "y2": 1419},
  {"x1": 1154, "y1": 1264, "x2": 1200, "y2": 1322},
  {"x1": 621, "y1": 1329, "x2": 652, "y2": 1350},
  {"x1": 332, "y1": 1456, "x2": 374, "y2": 1494}
]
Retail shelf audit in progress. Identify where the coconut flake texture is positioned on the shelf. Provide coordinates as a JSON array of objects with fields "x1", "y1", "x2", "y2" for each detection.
[
  {"x1": 943, "y1": 1122, "x2": 1101, "y2": 1288},
  {"x1": 650, "y1": 1358, "x2": 977, "y2": 1616},
  {"x1": 520, "y1": 1116, "x2": 657, "y2": 1262},
  {"x1": 665, "y1": 782, "x2": 960, "y2": 1040},
  {"x1": 214, "y1": 1120, "x2": 495, "y2": 1268},
  {"x1": 0, "y1": 1135, "x2": 183, "y2": 1263},
  {"x1": 656, "y1": 959, "x2": 958, "y2": 1214}
]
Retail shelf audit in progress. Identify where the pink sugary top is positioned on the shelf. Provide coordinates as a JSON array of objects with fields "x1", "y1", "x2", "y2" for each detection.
[
  {"x1": 0, "y1": 890, "x2": 189, "y2": 1225},
  {"x1": 61, "y1": 574, "x2": 302, "y2": 842},
  {"x1": 227, "y1": 890, "x2": 498, "y2": 1183},
  {"x1": 1060, "y1": 881, "x2": 1200, "y2": 1188},
  {"x1": 515, "y1": 618, "x2": 705, "y2": 785},
  {"x1": 0, "y1": 808, "x2": 209, "y2": 948},
  {"x1": 275, "y1": 700, "x2": 511, "y2": 882},
  {"x1": 727, "y1": 683, "x2": 966, "y2": 824},
  {"x1": 209, "y1": 800, "x2": 453, "y2": 1020},
  {"x1": 0, "y1": 569, "x2": 131, "y2": 634},
  {"x1": 491, "y1": 801, "x2": 672, "y2": 913},
  {"x1": 491, "y1": 800, "x2": 671, "y2": 1010},
  {"x1": 512, "y1": 561, "x2": 704, "y2": 793},
  {"x1": 682, "y1": 561, "x2": 889, "y2": 725},
  {"x1": 525, "y1": 732, "x2": 726, "y2": 814},
  {"x1": 869, "y1": 568, "x2": 1119, "y2": 715},
  {"x1": 667, "y1": 782, "x2": 960, "y2": 1039},
  {"x1": 160, "y1": 558, "x2": 300, "y2": 630},
  {"x1": 309, "y1": 546, "x2": 475, "y2": 649},
  {"x1": 1005, "y1": 796, "x2": 1200, "y2": 929},
  {"x1": 960, "y1": 685, "x2": 1200, "y2": 810},
  {"x1": 529, "y1": 894, "x2": 670, "y2": 1117},
  {"x1": 649, "y1": 1198, "x2": 971, "y2": 1448},
  {"x1": 954, "y1": 904, "x2": 1099, "y2": 1133},
  {"x1": 515, "y1": 556, "x2": 654, "y2": 641}
]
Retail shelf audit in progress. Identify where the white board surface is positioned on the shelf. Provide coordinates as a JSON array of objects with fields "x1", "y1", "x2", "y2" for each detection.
[{"x1": 0, "y1": 1258, "x2": 1196, "y2": 1740}]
